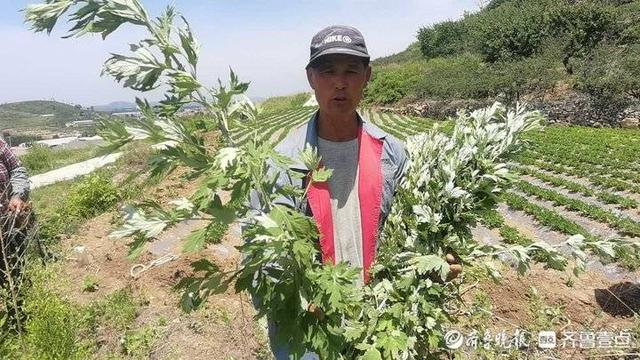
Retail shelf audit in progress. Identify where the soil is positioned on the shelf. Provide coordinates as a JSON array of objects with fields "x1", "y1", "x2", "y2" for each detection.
[
  {"x1": 42, "y1": 150, "x2": 640, "y2": 359},
  {"x1": 56, "y1": 167, "x2": 269, "y2": 359}
]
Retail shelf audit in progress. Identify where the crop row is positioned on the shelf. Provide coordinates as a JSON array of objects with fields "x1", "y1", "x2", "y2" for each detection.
[
  {"x1": 517, "y1": 155, "x2": 640, "y2": 195},
  {"x1": 501, "y1": 192, "x2": 596, "y2": 241},
  {"x1": 230, "y1": 107, "x2": 315, "y2": 144},
  {"x1": 361, "y1": 109, "x2": 437, "y2": 140},
  {"x1": 230, "y1": 108, "x2": 309, "y2": 139},
  {"x1": 520, "y1": 148, "x2": 640, "y2": 184},
  {"x1": 477, "y1": 208, "x2": 535, "y2": 246},
  {"x1": 524, "y1": 126, "x2": 640, "y2": 170},
  {"x1": 513, "y1": 165, "x2": 638, "y2": 210},
  {"x1": 502, "y1": 192, "x2": 640, "y2": 269},
  {"x1": 514, "y1": 180, "x2": 640, "y2": 238}
]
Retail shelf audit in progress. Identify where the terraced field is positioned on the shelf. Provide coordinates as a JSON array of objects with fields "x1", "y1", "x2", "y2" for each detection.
[{"x1": 239, "y1": 106, "x2": 640, "y2": 277}]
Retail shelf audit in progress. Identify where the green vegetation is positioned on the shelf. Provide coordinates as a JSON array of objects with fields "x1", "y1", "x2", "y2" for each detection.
[
  {"x1": 31, "y1": 144, "x2": 153, "y2": 245},
  {"x1": 19, "y1": 0, "x2": 640, "y2": 356},
  {"x1": 121, "y1": 324, "x2": 164, "y2": 358},
  {"x1": 0, "y1": 262, "x2": 149, "y2": 359},
  {"x1": 515, "y1": 180, "x2": 640, "y2": 238},
  {"x1": 230, "y1": 107, "x2": 316, "y2": 145},
  {"x1": 478, "y1": 208, "x2": 534, "y2": 246},
  {"x1": 20, "y1": 145, "x2": 101, "y2": 175},
  {"x1": 365, "y1": 0, "x2": 640, "y2": 106},
  {"x1": 0, "y1": 100, "x2": 102, "y2": 130},
  {"x1": 256, "y1": 92, "x2": 310, "y2": 115},
  {"x1": 526, "y1": 287, "x2": 567, "y2": 333},
  {"x1": 33, "y1": 172, "x2": 120, "y2": 244},
  {"x1": 514, "y1": 165, "x2": 639, "y2": 210}
]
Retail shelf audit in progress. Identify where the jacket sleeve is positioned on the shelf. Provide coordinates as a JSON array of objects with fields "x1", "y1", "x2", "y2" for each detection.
[
  {"x1": 0, "y1": 139, "x2": 30, "y2": 201},
  {"x1": 394, "y1": 142, "x2": 409, "y2": 188}
]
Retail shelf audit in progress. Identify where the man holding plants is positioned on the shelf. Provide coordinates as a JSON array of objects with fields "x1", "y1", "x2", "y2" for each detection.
[
  {"x1": 261, "y1": 25, "x2": 462, "y2": 359},
  {"x1": 0, "y1": 137, "x2": 31, "y2": 327}
]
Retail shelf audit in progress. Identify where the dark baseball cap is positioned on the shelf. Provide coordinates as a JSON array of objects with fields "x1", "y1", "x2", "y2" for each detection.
[{"x1": 306, "y1": 25, "x2": 370, "y2": 69}]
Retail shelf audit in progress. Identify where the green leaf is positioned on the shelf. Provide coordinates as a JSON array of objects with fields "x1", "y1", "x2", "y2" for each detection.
[
  {"x1": 182, "y1": 227, "x2": 207, "y2": 253},
  {"x1": 409, "y1": 255, "x2": 450, "y2": 281},
  {"x1": 126, "y1": 233, "x2": 148, "y2": 260},
  {"x1": 312, "y1": 167, "x2": 333, "y2": 183},
  {"x1": 24, "y1": 1, "x2": 74, "y2": 34},
  {"x1": 360, "y1": 347, "x2": 382, "y2": 360}
]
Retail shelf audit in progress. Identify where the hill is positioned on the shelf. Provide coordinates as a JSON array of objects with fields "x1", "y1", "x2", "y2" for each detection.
[
  {"x1": 92, "y1": 101, "x2": 137, "y2": 113},
  {"x1": 364, "y1": 0, "x2": 640, "y2": 125},
  {"x1": 0, "y1": 100, "x2": 102, "y2": 131}
]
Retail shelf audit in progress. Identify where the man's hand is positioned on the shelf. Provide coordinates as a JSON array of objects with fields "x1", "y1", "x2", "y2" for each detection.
[
  {"x1": 307, "y1": 303, "x2": 326, "y2": 322},
  {"x1": 428, "y1": 252, "x2": 463, "y2": 283},
  {"x1": 8, "y1": 197, "x2": 29, "y2": 216},
  {"x1": 445, "y1": 253, "x2": 463, "y2": 281}
]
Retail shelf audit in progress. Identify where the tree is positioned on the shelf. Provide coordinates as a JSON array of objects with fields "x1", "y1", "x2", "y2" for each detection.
[
  {"x1": 417, "y1": 20, "x2": 468, "y2": 59},
  {"x1": 576, "y1": 43, "x2": 640, "y2": 101}
]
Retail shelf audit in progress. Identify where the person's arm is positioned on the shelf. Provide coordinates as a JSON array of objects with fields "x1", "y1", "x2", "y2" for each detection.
[{"x1": 0, "y1": 139, "x2": 30, "y2": 213}]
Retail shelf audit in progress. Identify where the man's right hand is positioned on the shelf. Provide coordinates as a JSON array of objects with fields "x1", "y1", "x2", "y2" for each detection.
[{"x1": 445, "y1": 253, "x2": 463, "y2": 281}]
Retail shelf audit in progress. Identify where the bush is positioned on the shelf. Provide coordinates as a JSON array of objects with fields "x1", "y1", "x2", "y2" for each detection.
[
  {"x1": 486, "y1": 45, "x2": 566, "y2": 102},
  {"x1": 66, "y1": 173, "x2": 119, "y2": 219},
  {"x1": 547, "y1": 1, "x2": 619, "y2": 74},
  {"x1": 366, "y1": 49, "x2": 567, "y2": 105},
  {"x1": 37, "y1": 171, "x2": 120, "y2": 244},
  {"x1": 412, "y1": 54, "x2": 493, "y2": 99},
  {"x1": 364, "y1": 61, "x2": 425, "y2": 104},
  {"x1": 417, "y1": 20, "x2": 468, "y2": 59},
  {"x1": 22, "y1": 265, "x2": 94, "y2": 359},
  {"x1": 20, "y1": 144, "x2": 55, "y2": 173},
  {"x1": 576, "y1": 43, "x2": 640, "y2": 101},
  {"x1": 467, "y1": 0, "x2": 554, "y2": 62}
]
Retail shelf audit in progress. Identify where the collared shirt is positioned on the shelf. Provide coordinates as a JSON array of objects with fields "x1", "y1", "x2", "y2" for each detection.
[
  {"x1": 271, "y1": 110, "x2": 408, "y2": 237},
  {"x1": 0, "y1": 138, "x2": 30, "y2": 202}
]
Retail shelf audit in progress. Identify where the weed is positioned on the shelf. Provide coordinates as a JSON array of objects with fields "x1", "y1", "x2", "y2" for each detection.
[
  {"x1": 83, "y1": 275, "x2": 100, "y2": 292},
  {"x1": 91, "y1": 288, "x2": 139, "y2": 331},
  {"x1": 20, "y1": 263, "x2": 95, "y2": 359},
  {"x1": 526, "y1": 286, "x2": 567, "y2": 333},
  {"x1": 120, "y1": 321, "x2": 165, "y2": 359}
]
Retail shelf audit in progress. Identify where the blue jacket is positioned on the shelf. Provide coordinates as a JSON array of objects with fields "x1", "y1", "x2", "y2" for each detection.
[{"x1": 272, "y1": 110, "x2": 408, "y2": 280}]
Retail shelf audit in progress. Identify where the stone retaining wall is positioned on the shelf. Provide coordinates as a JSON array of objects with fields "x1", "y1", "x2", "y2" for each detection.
[{"x1": 381, "y1": 93, "x2": 640, "y2": 128}]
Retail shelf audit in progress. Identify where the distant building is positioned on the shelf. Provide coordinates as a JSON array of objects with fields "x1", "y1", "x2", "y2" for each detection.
[
  {"x1": 65, "y1": 120, "x2": 95, "y2": 127},
  {"x1": 111, "y1": 111, "x2": 142, "y2": 117},
  {"x1": 35, "y1": 136, "x2": 79, "y2": 147}
]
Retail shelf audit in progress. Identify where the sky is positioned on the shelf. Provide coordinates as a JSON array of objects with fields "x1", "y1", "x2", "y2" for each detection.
[{"x1": 0, "y1": 0, "x2": 479, "y2": 107}]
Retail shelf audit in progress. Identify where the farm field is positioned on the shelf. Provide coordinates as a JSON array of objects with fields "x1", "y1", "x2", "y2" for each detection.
[
  {"x1": 3, "y1": 105, "x2": 639, "y2": 359},
  {"x1": 230, "y1": 106, "x2": 640, "y2": 357}
]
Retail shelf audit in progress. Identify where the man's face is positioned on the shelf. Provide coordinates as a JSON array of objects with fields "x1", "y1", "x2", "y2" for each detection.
[{"x1": 306, "y1": 54, "x2": 371, "y2": 117}]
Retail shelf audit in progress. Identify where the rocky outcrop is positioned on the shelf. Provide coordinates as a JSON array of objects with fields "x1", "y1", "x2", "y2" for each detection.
[
  {"x1": 620, "y1": 117, "x2": 639, "y2": 129},
  {"x1": 385, "y1": 92, "x2": 640, "y2": 128}
]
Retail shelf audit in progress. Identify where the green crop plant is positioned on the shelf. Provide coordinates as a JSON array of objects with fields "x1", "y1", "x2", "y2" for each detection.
[{"x1": 26, "y1": 1, "x2": 640, "y2": 358}]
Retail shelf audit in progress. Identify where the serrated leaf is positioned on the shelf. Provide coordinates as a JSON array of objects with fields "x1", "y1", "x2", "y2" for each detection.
[
  {"x1": 360, "y1": 347, "x2": 382, "y2": 360},
  {"x1": 311, "y1": 167, "x2": 332, "y2": 183},
  {"x1": 182, "y1": 227, "x2": 207, "y2": 253}
]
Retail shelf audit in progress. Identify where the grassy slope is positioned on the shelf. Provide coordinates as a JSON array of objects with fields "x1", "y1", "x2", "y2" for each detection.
[{"x1": 0, "y1": 100, "x2": 101, "y2": 130}]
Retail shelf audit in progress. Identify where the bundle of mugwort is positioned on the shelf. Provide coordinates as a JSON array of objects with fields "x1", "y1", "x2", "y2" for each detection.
[{"x1": 25, "y1": 1, "x2": 640, "y2": 359}]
